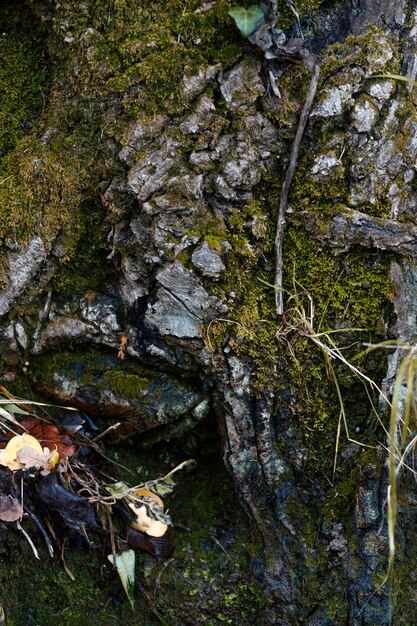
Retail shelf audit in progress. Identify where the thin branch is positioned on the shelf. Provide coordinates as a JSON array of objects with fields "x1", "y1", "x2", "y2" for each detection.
[
  {"x1": 61, "y1": 537, "x2": 76, "y2": 581},
  {"x1": 89, "y1": 422, "x2": 121, "y2": 444},
  {"x1": 274, "y1": 63, "x2": 321, "y2": 315},
  {"x1": 16, "y1": 521, "x2": 40, "y2": 559},
  {"x1": 23, "y1": 505, "x2": 54, "y2": 557}
]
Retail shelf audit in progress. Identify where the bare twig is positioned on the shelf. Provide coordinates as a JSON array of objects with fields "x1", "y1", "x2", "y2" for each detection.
[
  {"x1": 16, "y1": 521, "x2": 40, "y2": 559},
  {"x1": 274, "y1": 63, "x2": 320, "y2": 315},
  {"x1": 268, "y1": 70, "x2": 282, "y2": 98},
  {"x1": 210, "y1": 533, "x2": 229, "y2": 558},
  {"x1": 61, "y1": 537, "x2": 76, "y2": 581},
  {"x1": 23, "y1": 505, "x2": 54, "y2": 557},
  {"x1": 90, "y1": 423, "x2": 122, "y2": 444}
]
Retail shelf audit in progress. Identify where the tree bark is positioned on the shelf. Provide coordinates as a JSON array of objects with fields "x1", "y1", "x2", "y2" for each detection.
[{"x1": 2, "y1": 0, "x2": 417, "y2": 623}]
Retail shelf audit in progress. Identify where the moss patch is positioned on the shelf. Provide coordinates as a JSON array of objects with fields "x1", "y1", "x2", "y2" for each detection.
[
  {"x1": 47, "y1": 0, "x2": 241, "y2": 120},
  {"x1": 103, "y1": 370, "x2": 152, "y2": 399},
  {"x1": 0, "y1": 3, "x2": 50, "y2": 160},
  {"x1": 0, "y1": 1, "x2": 122, "y2": 290}
]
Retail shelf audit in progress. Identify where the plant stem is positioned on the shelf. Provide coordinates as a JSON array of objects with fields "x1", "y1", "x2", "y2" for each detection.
[{"x1": 275, "y1": 62, "x2": 320, "y2": 315}]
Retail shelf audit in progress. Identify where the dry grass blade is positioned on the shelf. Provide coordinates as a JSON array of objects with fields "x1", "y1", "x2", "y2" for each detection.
[
  {"x1": 0, "y1": 398, "x2": 78, "y2": 411},
  {"x1": 372, "y1": 73, "x2": 417, "y2": 89},
  {"x1": 277, "y1": 285, "x2": 389, "y2": 481},
  {"x1": 385, "y1": 346, "x2": 417, "y2": 576},
  {"x1": 16, "y1": 521, "x2": 40, "y2": 560},
  {"x1": 0, "y1": 408, "x2": 29, "y2": 439}
]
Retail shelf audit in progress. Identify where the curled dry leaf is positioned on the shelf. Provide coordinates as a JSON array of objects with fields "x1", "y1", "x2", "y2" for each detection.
[
  {"x1": 130, "y1": 507, "x2": 168, "y2": 537},
  {"x1": 131, "y1": 488, "x2": 163, "y2": 507},
  {"x1": 128, "y1": 489, "x2": 169, "y2": 537},
  {"x1": 0, "y1": 495, "x2": 23, "y2": 522},
  {"x1": 17, "y1": 445, "x2": 58, "y2": 476}
]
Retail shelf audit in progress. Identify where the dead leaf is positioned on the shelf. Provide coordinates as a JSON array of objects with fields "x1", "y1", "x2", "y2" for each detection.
[
  {"x1": 0, "y1": 434, "x2": 44, "y2": 471},
  {"x1": 0, "y1": 496, "x2": 23, "y2": 522},
  {"x1": 21, "y1": 419, "x2": 76, "y2": 460},
  {"x1": 17, "y1": 445, "x2": 55, "y2": 476},
  {"x1": 130, "y1": 505, "x2": 168, "y2": 537},
  {"x1": 117, "y1": 332, "x2": 128, "y2": 360},
  {"x1": 38, "y1": 473, "x2": 98, "y2": 530},
  {"x1": 131, "y1": 489, "x2": 163, "y2": 507},
  {"x1": 0, "y1": 418, "x2": 77, "y2": 462},
  {"x1": 128, "y1": 489, "x2": 171, "y2": 537}
]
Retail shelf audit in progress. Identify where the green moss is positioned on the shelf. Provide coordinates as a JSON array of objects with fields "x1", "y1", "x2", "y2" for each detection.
[
  {"x1": 0, "y1": 4, "x2": 50, "y2": 160},
  {"x1": 319, "y1": 30, "x2": 400, "y2": 83},
  {"x1": 283, "y1": 228, "x2": 391, "y2": 328},
  {"x1": 50, "y1": 0, "x2": 241, "y2": 118},
  {"x1": 0, "y1": 87, "x2": 114, "y2": 289},
  {"x1": 277, "y1": 0, "x2": 326, "y2": 30},
  {"x1": 0, "y1": 134, "x2": 87, "y2": 245},
  {"x1": 29, "y1": 351, "x2": 158, "y2": 392},
  {"x1": 104, "y1": 370, "x2": 152, "y2": 399},
  {"x1": 0, "y1": 1, "x2": 126, "y2": 289},
  {"x1": 51, "y1": 202, "x2": 115, "y2": 296}
]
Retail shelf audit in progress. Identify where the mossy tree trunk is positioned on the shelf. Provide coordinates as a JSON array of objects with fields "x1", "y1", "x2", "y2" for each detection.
[{"x1": 1, "y1": 0, "x2": 417, "y2": 624}]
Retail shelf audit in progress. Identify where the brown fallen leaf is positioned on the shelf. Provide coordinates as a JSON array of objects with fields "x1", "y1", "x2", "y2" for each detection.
[
  {"x1": 0, "y1": 419, "x2": 77, "y2": 461},
  {"x1": 21, "y1": 419, "x2": 76, "y2": 460},
  {"x1": 0, "y1": 495, "x2": 23, "y2": 522}
]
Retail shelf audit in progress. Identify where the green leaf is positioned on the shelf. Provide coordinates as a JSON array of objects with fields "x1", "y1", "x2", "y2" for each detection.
[
  {"x1": 228, "y1": 5, "x2": 264, "y2": 38},
  {"x1": 0, "y1": 402, "x2": 32, "y2": 416},
  {"x1": 108, "y1": 550, "x2": 135, "y2": 609}
]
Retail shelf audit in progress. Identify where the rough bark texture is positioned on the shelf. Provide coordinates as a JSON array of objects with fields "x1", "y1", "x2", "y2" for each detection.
[{"x1": 2, "y1": 0, "x2": 417, "y2": 623}]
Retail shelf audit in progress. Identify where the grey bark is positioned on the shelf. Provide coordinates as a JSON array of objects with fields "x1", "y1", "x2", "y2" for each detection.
[{"x1": 3, "y1": 0, "x2": 417, "y2": 623}]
